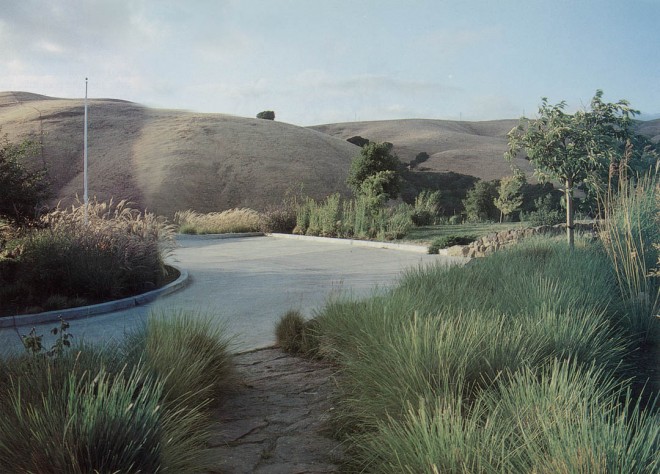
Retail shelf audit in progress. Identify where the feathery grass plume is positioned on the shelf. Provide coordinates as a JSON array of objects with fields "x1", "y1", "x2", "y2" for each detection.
[
  {"x1": 174, "y1": 208, "x2": 263, "y2": 234},
  {"x1": 599, "y1": 159, "x2": 659, "y2": 340},
  {"x1": 122, "y1": 309, "x2": 236, "y2": 410},
  {"x1": 7, "y1": 198, "x2": 174, "y2": 310}
]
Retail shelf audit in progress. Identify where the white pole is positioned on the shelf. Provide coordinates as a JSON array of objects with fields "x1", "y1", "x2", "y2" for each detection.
[{"x1": 84, "y1": 77, "x2": 88, "y2": 225}]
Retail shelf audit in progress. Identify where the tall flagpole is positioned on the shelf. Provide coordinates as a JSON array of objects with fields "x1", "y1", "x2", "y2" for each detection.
[{"x1": 84, "y1": 77, "x2": 89, "y2": 225}]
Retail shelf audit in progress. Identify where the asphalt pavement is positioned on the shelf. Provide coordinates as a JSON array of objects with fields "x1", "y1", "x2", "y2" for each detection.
[{"x1": 1, "y1": 235, "x2": 467, "y2": 354}]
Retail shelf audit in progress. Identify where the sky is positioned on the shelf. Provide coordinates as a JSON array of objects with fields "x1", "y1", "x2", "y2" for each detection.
[{"x1": 1, "y1": 0, "x2": 658, "y2": 126}]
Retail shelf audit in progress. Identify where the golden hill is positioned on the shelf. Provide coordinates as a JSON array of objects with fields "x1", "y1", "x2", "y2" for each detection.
[
  {"x1": 2, "y1": 92, "x2": 658, "y2": 216},
  {"x1": 310, "y1": 119, "x2": 535, "y2": 180},
  {"x1": 0, "y1": 92, "x2": 356, "y2": 217}
]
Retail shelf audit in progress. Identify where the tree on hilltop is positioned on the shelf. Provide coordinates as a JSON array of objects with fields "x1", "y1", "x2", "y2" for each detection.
[{"x1": 257, "y1": 110, "x2": 275, "y2": 120}]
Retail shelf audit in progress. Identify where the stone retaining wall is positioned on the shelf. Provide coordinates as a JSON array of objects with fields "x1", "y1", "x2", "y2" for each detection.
[{"x1": 446, "y1": 223, "x2": 597, "y2": 258}]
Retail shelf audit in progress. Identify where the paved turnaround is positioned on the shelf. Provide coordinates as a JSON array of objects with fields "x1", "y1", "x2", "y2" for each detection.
[{"x1": 0, "y1": 235, "x2": 465, "y2": 354}]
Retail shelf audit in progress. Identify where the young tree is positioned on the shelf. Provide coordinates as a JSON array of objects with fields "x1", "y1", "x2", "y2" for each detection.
[
  {"x1": 0, "y1": 135, "x2": 49, "y2": 224},
  {"x1": 506, "y1": 90, "x2": 640, "y2": 248},
  {"x1": 462, "y1": 180, "x2": 498, "y2": 222},
  {"x1": 359, "y1": 170, "x2": 397, "y2": 212},
  {"x1": 494, "y1": 174, "x2": 525, "y2": 222},
  {"x1": 347, "y1": 142, "x2": 401, "y2": 200}
]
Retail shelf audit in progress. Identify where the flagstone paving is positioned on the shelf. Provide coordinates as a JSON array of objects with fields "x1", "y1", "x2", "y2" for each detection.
[{"x1": 206, "y1": 348, "x2": 343, "y2": 474}]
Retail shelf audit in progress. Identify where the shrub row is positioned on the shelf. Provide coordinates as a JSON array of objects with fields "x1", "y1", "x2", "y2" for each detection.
[{"x1": 294, "y1": 193, "x2": 414, "y2": 241}]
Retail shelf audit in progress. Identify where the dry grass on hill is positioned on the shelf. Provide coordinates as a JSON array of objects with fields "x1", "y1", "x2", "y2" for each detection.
[
  {"x1": 0, "y1": 92, "x2": 357, "y2": 217},
  {"x1": 310, "y1": 119, "x2": 535, "y2": 181},
  {"x1": 2, "y1": 91, "x2": 658, "y2": 216}
]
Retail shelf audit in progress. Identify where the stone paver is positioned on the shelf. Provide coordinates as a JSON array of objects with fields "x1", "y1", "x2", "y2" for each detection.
[{"x1": 206, "y1": 348, "x2": 343, "y2": 474}]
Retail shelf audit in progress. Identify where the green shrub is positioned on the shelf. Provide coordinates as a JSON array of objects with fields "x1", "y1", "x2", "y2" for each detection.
[
  {"x1": 427, "y1": 234, "x2": 476, "y2": 254},
  {"x1": 0, "y1": 135, "x2": 49, "y2": 224},
  {"x1": 523, "y1": 193, "x2": 563, "y2": 226},
  {"x1": 260, "y1": 207, "x2": 297, "y2": 233},
  {"x1": 462, "y1": 180, "x2": 499, "y2": 222},
  {"x1": 448, "y1": 214, "x2": 462, "y2": 225},
  {"x1": 408, "y1": 151, "x2": 430, "y2": 169},
  {"x1": 256, "y1": 110, "x2": 275, "y2": 120},
  {"x1": 410, "y1": 189, "x2": 441, "y2": 226},
  {"x1": 347, "y1": 142, "x2": 401, "y2": 200}
]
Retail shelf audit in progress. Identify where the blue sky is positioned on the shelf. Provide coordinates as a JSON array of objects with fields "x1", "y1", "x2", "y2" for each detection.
[{"x1": 1, "y1": 0, "x2": 658, "y2": 125}]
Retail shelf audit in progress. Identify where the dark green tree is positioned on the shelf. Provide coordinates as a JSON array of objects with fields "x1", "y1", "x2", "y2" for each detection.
[
  {"x1": 347, "y1": 142, "x2": 401, "y2": 200},
  {"x1": 0, "y1": 135, "x2": 49, "y2": 224},
  {"x1": 409, "y1": 151, "x2": 430, "y2": 169},
  {"x1": 256, "y1": 110, "x2": 275, "y2": 120},
  {"x1": 506, "y1": 90, "x2": 648, "y2": 248},
  {"x1": 462, "y1": 180, "x2": 498, "y2": 222}
]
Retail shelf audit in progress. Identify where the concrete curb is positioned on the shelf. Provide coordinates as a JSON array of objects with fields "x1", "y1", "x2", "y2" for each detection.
[
  {"x1": 1, "y1": 265, "x2": 189, "y2": 329},
  {"x1": 175, "y1": 231, "x2": 452, "y2": 255},
  {"x1": 175, "y1": 232, "x2": 264, "y2": 240},
  {"x1": 266, "y1": 232, "x2": 440, "y2": 254}
]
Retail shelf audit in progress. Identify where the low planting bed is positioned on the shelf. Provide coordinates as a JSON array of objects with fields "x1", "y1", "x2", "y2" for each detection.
[{"x1": 0, "y1": 200, "x2": 176, "y2": 317}]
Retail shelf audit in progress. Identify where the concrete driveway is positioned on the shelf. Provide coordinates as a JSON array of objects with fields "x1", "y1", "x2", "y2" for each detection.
[{"x1": 1, "y1": 235, "x2": 466, "y2": 354}]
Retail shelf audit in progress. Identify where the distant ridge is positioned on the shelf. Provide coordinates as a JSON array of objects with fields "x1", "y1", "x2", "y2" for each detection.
[{"x1": 1, "y1": 91, "x2": 658, "y2": 216}]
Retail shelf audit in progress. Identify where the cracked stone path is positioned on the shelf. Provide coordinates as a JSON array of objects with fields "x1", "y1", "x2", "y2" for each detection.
[{"x1": 206, "y1": 348, "x2": 344, "y2": 473}]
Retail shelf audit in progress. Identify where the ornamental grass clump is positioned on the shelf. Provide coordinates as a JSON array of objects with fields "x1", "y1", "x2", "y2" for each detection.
[
  {"x1": 599, "y1": 160, "x2": 659, "y2": 340},
  {"x1": 1, "y1": 198, "x2": 174, "y2": 314},
  {"x1": 174, "y1": 208, "x2": 263, "y2": 234},
  {"x1": 294, "y1": 194, "x2": 412, "y2": 240},
  {"x1": 0, "y1": 364, "x2": 166, "y2": 473},
  {"x1": 122, "y1": 309, "x2": 236, "y2": 409},
  {"x1": 276, "y1": 310, "x2": 306, "y2": 353},
  {"x1": 0, "y1": 311, "x2": 235, "y2": 472},
  {"x1": 304, "y1": 237, "x2": 655, "y2": 472}
]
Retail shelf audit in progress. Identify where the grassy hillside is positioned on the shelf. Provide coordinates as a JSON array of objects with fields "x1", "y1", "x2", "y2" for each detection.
[
  {"x1": 2, "y1": 91, "x2": 658, "y2": 216},
  {"x1": 0, "y1": 92, "x2": 357, "y2": 217},
  {"x1": 310, "y1": 118, "x2": 535, "y2": 181}
]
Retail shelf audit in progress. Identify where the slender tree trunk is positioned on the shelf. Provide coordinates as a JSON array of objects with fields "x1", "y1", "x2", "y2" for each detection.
[{"x1": 565, "y1": 178, "x2": 574, "y2": 249}]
